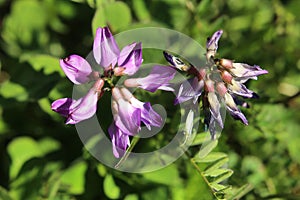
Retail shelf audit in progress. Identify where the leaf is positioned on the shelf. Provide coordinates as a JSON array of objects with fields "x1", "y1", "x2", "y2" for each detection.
[
  {"x1": 38, "y1": 137, "x2": 61, "y2": 155},
  {"x1": 103, "y1": 2, "x2": 132, "y2": 32},
  {"x1": 203, "y1": 168, "x2": 231, "y2": 177},
  {"x1": 124, "y1": 194, "x2": 139, "y2": 200},
  {"x1": 103, "y1": 174, "x2": 120, "y2": 199},
  {"x1": 226, "y1": 184, "x2": 254, "y2": 200},
  {"x1": 204, "y1": 157, "x2": 229, "y2": 175},
  {"x1": 210, "y1": 182, "x2": 228, "y2": 192},
  {"x1": 8, "y1": 137, "x2": 43, "y2": 179},
  {"x1": 193, "y1": 152, "x2": 227, "y2": 163},
  {"x1": 92, "y1": 1, "x2": 132, "y2": 34},
  {"x1": 0, "y1": 186, "x2": 13, "y2": 200},
  {"x1": 211, "y1": 170, "x2": 234, "y2": 184},
  {"x1": 92, "y1": 5, "x2": 106, "y2": 35},
  {"x1": 191, "y1": 132, "x2": 207, "y2": 146},
  {"x1": 142, "y1": 164, "x2": 181, "y2": 186},
  {"x1": 0, "y1": 81, "x2": 28, "y2": 101},
  {"x1": 60, "y1": 161, "x2": 87, "y2": 195},
  {"x1": 20, "y1": 54, "x2": 64, "y2": 76},
  {"x1": 132, "y1": 0, "x2": 151, "y2": 22},
  {"x1": 197, "y1": 139, "x2": 218, "y2": 158}
]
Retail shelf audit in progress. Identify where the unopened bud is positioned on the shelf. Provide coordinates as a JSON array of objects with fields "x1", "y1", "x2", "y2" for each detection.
[
  {"x1": 205, "y1": 79, "x2": 215, "y2": 92},
  {"x1": 113, "y1": 67, "x2": 125, "y2": 76},
  {"x1": 124, "y1": 78, "x2": 139, "y2": 88},
  {"x1": 220, "y1": 59, "x2": 233, "y2": 69},
  {"x1": 221, "y1": 70, "x2": 233, "y2": 84},
  {"x1": 93, "y1": 78, "x2": 105, "y2": 93},
  {"x1": 216, "y1": 82, "x2": 227, "y2": 97}
]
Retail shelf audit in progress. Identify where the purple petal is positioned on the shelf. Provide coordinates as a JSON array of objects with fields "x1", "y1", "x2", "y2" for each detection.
[
  {"x1": 126, "y1": 66, "x2": 176, "y2": 92},
  {"x1": 60, "y1": 55, "x2": 92, "y2": 84},
  {"x1": 115, "y1": 99, "x2": 141, "y2": 136},
  {"x1": 206, "y1": 30, "x2": 223, "y2": 60},
  {"x1": 118, "y1": 42, "x2": 143, "y2": 75},
  {"x1": 51, "y1": 98, "x2": 76, "y2": 118},
  {"x1": 93, "y1": 27, "x2": 120, "y2": 69},
  {"x1": 65, "y1": 88, "x2": 99, "y2": 124},
  {"x1": 228, "y1": 80, "x2": 256, "y2": 98},
  {"x1": 224, "y1": 93, "x2": 248, "y2": 125},
  {"x1": 109, "y1": 122, "x2": 130, "y2": 158},
  {"x1": 231, "y1": 63, "x2": 268, "y2": 80},
  {"x1": 174, "y1": 77, "x2": 203, "y2": 105},
  {"x1": 130, "y1": 98, "x2": 163, "y2": 130},
  {"x1": 227, "y1": 106, "x2": 248, "y2": 125},
  {"x1": 53, "y1": 79, "x2": 104, "y2": 124},
  {"x1": 207, "y1": 92, "x2": 224, "y2": 128}
]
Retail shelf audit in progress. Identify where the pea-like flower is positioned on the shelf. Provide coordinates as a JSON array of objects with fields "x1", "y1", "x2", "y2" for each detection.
[
  {"x1": 164, "y1": 30, "x2": 268, "y2": 139},
  {"x1": 52, "y1": 26, "x2": 175, "y2": 158}
]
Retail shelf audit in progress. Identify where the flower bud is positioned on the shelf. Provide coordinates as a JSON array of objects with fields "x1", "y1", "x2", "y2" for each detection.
[
  {"x1": 216, "y1": 82, "x2": 227, "y2": 97},
  {"x1": 220, "y1": 59, "x2": 233, "y2": 69},
  {"x1": 205, "y1": 79, "x2": 215, "y2": 92},
  {"x1": 93, "y1": 78, "x2": 105, "y2": 93},
  {"x1": 113, "y1": 67, "x2": 125, "y2": 76},
  {"x1": 221, "y1": 70, "x2": 233, "y2": 84},
  {"x1": 124, "y1": 78, "x2": 139, "y2": 88}
]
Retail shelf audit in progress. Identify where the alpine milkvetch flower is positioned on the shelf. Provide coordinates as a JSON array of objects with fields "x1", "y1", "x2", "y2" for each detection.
[
  {"x1": 164, "y1": 30, "x2": 268, "y2": 139},
  {"x1": 53, "y1": 26, "x2": 175, "y2": 157},
  {"x1": 109, "y1": 87, "x2": 162, "y2": 158}
]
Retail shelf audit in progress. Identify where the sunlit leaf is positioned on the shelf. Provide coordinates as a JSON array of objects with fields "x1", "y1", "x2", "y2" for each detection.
[
  {"x1": 8, "y1": 137, "x2": 43, "y2": 179},
  {"x1": 142, "y1": 164, "x2": 181, "y2": 186},
  {"x1": 0, "y1": 81, "x2": 28, "y2": 101},
  {"x1": 211, "y1": 170, "x2": 233, "y2": 184},
  {"x1": 132, "y1": 0, "x2": 151, "y2": 22},
  {"x1": 103, "y1": 174, "x2": 120, "y2": 199},
  {"x1": 196, "y1": 139, "x2": 218, "y2": 158},
  {"x1": 204, "y1": 157, "x2": 229, "y2": 175},
  {"x1": 20, "y1": 54, "x2": 63, "y2": 76},
  {"x1": 60, "y1": 161, "x2": 87, "y2": 194},
  {"x1": 103, "y1": 2, "x2": 132, "y2": 32},
  {"x1": 0, "y1": 186, "x2": 13, "y2": 200},
  {"x1": 194, "y1": 152, "x2": 227, "y2": 163}
]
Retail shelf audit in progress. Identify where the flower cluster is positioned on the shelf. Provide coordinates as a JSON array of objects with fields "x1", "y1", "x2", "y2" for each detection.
[
  {"x1": 52, "y1": 27, "x2": 268, "y2": 157},
  {"x1": 163, "y1": 30, "x2": 268, "y2": 139},
  {"x1": 52, "y1": 27, "x2": 176, "y2": 158}
]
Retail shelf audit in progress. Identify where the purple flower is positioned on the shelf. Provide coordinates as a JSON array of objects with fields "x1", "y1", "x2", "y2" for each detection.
[
  {"x1": 112, "y1": 89, "x2": 141, "y2": 136},
  {"x1": 117, "y1": 42, "x2": 143, "y2": 76},
  {"x1": 59, "y1": 55, "x2": 94, "y2": 84},
  {"x1": 93, "y1": 27, "x2": 143, "y2": 75},
  {"x1": 206, "y1": 30, "x2": 223, "y2": 61},
  {"x1": 124, "y1": 66, "x2": 176, "y2": 92},
  {"x1": 108, "y1": 122, "x2": 130, "y2": 158},
  {"x1": 120, "y1": 87, "x2": 163, "y2": 129},
  {"x1": 93, "y1": 27, "x2": 120, "y2": 68},
  {"x1": 175, "y1": 77, "x2": 203, "y2": 105},
  {"x1": 163, "y1": 30, "x2": 268, "y2": 139},
  {"x1": 51, "y1": 79, "x2": 104, "y2": 124}
]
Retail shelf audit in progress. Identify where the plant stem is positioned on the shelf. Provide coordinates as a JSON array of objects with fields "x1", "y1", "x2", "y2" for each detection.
[{"x1": 114, "y1": 137, "x2": 140, "y2": 169}]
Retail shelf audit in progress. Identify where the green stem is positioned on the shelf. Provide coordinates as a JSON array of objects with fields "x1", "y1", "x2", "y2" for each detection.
[
  {"x1": 190, "y1": 157, "x2": 219, "y2": 199},
  {"x1": 115, "y1": 137, "x2": 140, "y2": 169}
]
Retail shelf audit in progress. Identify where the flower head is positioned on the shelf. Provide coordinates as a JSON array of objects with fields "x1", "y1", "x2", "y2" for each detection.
[{"x1": 164, "y1": 30, "x2": 268, "y2": 139}]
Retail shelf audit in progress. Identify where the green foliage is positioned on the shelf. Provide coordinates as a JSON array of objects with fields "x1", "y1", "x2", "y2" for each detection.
[{"x1": 1, "y1": 0, "x2": 300, "y2": 199}]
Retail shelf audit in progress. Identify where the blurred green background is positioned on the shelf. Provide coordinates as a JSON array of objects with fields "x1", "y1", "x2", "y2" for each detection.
[{"x1": 0, "y1": 0, "x2": 299, "y2": 199}]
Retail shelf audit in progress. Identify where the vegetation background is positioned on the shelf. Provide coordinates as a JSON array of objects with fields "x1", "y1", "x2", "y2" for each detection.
[{"x1": 0, "y1": 0, "x2": 299, "y2": 199}]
